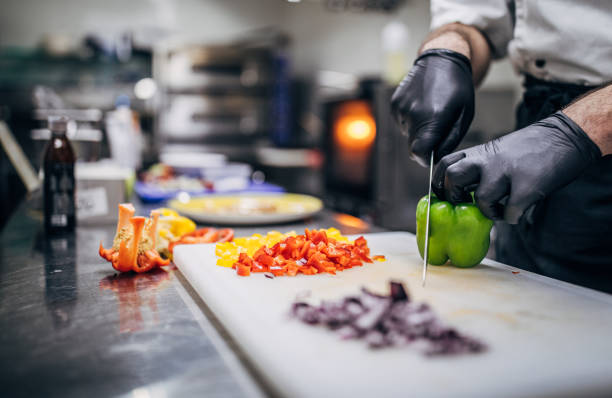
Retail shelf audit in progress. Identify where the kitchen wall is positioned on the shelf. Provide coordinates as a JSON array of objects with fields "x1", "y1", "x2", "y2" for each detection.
[
  {"x1": 0, "y1": 0, "x2": 519, "y2": 90},
  {"x1": 281, "y1": 0, "x2": 518, "y2": 90}
]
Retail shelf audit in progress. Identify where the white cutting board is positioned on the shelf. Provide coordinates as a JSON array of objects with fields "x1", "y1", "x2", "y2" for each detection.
[{"x1": 174, "y1": 232, "x2": 612, "y2": 398}]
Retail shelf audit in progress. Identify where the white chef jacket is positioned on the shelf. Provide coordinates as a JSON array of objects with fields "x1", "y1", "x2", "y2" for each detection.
[{"x1": 430, "y1": 0, "x2": 612, "y2": 86}]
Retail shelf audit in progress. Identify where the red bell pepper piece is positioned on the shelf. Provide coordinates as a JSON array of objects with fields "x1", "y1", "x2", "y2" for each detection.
[
  {"x1": 236, "y1": 262, "x2": 251, "y2": 276},
  {"x1": 168, "y1": 227, "x2": 234, "y2": 252}
]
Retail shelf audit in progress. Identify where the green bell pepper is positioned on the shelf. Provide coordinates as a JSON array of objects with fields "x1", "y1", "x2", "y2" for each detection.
[{"x1": 416, "y1": 195, "x2": 493, "y2": 268}]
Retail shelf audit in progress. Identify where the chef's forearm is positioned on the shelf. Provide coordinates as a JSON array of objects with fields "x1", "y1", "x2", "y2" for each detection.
[
  {"x1": 419, "y1": 23, "x2": 491, "y2": 86},
  {"x1": 564, "y1": 83, "x2": 612, "y2": 156}
]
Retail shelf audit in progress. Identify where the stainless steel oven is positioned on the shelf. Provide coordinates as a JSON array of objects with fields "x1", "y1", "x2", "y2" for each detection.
[{"x1": 154, "y1": 43, "x2": 277, "y2": 160}]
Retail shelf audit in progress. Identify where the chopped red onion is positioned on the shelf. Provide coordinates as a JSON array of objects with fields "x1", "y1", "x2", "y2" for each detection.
[{"x1": 291, "y1": 281, "x2": 486, "y2": 356}]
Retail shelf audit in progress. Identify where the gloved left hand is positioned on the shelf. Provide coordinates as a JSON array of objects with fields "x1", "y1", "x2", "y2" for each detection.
[{"x1": 432, "y1": 111, "x2": 602, "y2": 224}]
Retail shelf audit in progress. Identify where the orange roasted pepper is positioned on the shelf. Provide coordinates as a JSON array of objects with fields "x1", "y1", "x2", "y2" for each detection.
[{"x1": 99, "y1": 203, "x2": 170, "y2": 273}]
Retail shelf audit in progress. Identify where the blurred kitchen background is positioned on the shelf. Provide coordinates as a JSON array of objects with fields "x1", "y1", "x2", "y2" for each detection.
[{"x1": 0, "y1": 0, "x2": 520, "y2": 231}]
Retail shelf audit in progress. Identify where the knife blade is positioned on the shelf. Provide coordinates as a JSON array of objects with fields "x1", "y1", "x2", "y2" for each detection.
[{"x1": 422, "y1": 152, "x2": 434, "y2": 287}]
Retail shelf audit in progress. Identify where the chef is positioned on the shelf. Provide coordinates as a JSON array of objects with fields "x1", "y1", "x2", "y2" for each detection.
[{"x1": 391, "y1": 1, "x2": 612, "y2": 292}]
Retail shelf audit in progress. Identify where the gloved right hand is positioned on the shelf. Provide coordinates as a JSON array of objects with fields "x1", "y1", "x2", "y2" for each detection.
[
  {"x1": 431, "y1": 111, "x2": 602, "y2": 224},
  {"x1": 391, "y1": 49, "x2": 475, "y2": 166}
]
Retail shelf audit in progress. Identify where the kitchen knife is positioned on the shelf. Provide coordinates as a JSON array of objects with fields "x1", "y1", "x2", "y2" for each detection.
[{"x1": 422, "y1": 152, "x2": 434, "y2": 287}]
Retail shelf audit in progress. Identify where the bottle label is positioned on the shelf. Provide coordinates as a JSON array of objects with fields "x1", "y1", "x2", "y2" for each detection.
[
  {"x1": 45, "y1": 163, "x2": 75, "y2": 228},
  {"x1": 50, "y1": 214, "x2": 68, "y2": 227}
]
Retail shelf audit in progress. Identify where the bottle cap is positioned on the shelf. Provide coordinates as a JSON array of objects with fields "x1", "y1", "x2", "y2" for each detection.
[
  {"x1": 48, "y1": 116, "x2": 69, "y2": 132},
  {"x1": 115, "y1": 94, "x2": 130, "y2": 108}
]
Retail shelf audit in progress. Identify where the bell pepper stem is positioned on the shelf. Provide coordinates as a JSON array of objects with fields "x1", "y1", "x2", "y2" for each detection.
[{"x1": 116, "y1": 203, "x2": 135, "y2": 237}]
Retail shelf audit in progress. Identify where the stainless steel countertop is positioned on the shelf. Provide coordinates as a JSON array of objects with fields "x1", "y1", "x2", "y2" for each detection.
[{"x1": 0, "y1": 198, "x2": 382, "y2": 397}]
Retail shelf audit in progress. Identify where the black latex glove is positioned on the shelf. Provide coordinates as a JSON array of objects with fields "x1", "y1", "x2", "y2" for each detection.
[
  {"x1": 432, "y1": 111, "x2": 602, "y2": 224},
  {"x1": 391, "y1": 49, "x2": 474, "y2": 166}
]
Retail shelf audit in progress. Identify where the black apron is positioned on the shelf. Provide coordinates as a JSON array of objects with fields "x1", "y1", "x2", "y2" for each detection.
[{"x1": 495, "y1": 75, "x2": 612, "y2": 293}]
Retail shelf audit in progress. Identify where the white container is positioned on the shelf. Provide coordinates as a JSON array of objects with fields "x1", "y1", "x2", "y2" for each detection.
[{"x1": 160, "y1": 152, "x2": 227, "y2": 175}]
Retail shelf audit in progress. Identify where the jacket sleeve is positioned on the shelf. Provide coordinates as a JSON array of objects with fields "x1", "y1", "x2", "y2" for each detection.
[{"x1": 430, "y1": 0, "x2": 513, "y2": 59}]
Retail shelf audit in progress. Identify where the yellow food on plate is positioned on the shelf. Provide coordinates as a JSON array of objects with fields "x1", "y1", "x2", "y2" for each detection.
[
  {"x1": 215, "y1": 228, "x2": 350, "y2": 268},
  {"x1": 168, "y1": 194, "x2": 324, "y2": 226},
  {"x1": 155, "y1": 208, "x2": 197, "y2": 258}
]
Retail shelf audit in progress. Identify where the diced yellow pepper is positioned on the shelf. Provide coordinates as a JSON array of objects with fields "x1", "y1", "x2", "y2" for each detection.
[{"x1": 153, "y1": 207, "x2": 197, "y2": 259}]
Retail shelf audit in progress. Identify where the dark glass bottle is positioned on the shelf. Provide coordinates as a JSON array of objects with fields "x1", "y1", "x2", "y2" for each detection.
[{"x1": 44, "y1": 116, "x2": 76, "y2": 233}]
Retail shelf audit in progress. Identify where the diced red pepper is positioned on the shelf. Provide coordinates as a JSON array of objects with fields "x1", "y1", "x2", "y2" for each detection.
[
  {"x1": 299, "y1": 241, "x2": 311, "y2": 259},
  {"x1": 355, "y1": 236, "x2": 367, "y2": 248},
  {"x1": 255, "y1": 252, "x2": 274, "y2": 267},
  {"x1": 238, "y1": 252, "x2": 254, "y2": 267},
  {"x1": 223, "y1": 229, "x2": 377, "y2": 278},
  {"x1": 237, "y1": 263, "x2": 251, "y2": 276}
]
